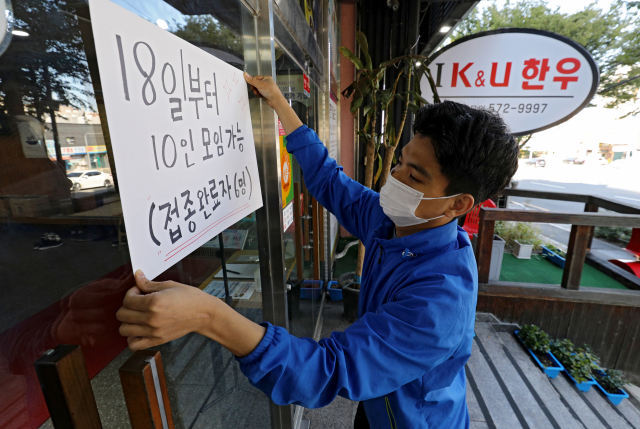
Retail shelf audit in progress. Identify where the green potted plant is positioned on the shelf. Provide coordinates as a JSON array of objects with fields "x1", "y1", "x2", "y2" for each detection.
[
  {"x1": 515, "y1": 325, "x2": 564, "y2": 378},
  {"x1": 550, "y1": 339, "x2": 596, "y2": 391},
  {"x1": 339, "y1": 31, "x2": 440, "y2": 320},
  {"x1": 542, "y1": 244, "x2": 566, "y2": 268},
  {"x1": 593, "y1": 368, "x2": 630, "y2": 406},
  {"x1": 494, "y1": 221, "x2": 542, "y2": 259}
]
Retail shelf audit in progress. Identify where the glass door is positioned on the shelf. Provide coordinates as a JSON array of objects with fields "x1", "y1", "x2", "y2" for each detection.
[
  {"x1": 274, "y1": 42, "x2": 325, "y2": 341},
  {"x1": 0, "y1": 1, "x2": 278, "y2": 428}
]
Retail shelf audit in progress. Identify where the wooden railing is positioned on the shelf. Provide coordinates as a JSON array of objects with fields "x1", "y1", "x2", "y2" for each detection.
[
  {"x1": 476, "y1": 189, "x2": 640, "y2": 381},
  {"x1": 476, "y1": 208, "x2": 640, "y2": 288}
]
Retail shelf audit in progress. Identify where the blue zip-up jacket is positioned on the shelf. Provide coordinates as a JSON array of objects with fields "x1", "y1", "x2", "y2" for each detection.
[{"x1": 237, "y1": 126, "x2": 477, "y2": 428}]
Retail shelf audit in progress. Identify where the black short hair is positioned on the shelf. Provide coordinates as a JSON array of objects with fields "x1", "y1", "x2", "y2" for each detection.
[{"x1": 412, "y1": 100, "x2": 518, "y2": 204}]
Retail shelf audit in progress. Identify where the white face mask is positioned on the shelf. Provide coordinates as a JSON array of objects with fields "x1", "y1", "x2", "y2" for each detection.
[{"x1": 380, "y1": 174, "x2": 461, "y2": 227}]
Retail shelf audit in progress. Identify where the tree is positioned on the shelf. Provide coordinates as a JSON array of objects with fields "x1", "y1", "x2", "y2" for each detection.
[
  {"x1": 340, "y1": 32, "x2": 439, "y2": 283},
  {"x1": 452, "y1": 0, "x2": 640, "y2": 115},
  {"x1": 0, "y1": 0, "x2": 93, "y2": 167},
  {"x1": 172, "y1": 16, "x2": 243, "y2": 58}
]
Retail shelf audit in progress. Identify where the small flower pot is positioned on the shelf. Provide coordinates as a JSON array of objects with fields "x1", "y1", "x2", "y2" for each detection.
[
  {"x1": 565, "y1": 371, "x2": 597, "y2": 392},
  {"x1": 542, "y1": 245, "x2": 566, "y2": 269},
  {"x1": 513, "y1": 240, "x2": 534, "y2": 259},
  {"x1": 328, "y1": 280, "x2": 342, "y2": 301},
  {"x1": 287, "y1": 280, "x2": 301, "y2": 320},
  {"x1": 515, "y1": 331, "x2": 564, "y2": 378},
  {"x1": 342, "y1": 284, "x2": 360, "y2": 323},
  {"x1": 300, "y1": 280, "x2": 324, "y2": 300},
  {"x1": 594, "y1": 369, "x2": 629, "y2": 406}
]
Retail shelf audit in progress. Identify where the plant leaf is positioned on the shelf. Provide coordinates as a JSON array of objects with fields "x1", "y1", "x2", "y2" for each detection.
[
  {"x1": 373, "y1": 152, "x2": 383, "y2": 185},
  {"x1": 422, "y1": 65, "x2": 441, "y2": 103},
  {"x1": 339, "y1": 46, "x2": 364, "y2": 70},
  {"x1": 341, "y1": 81, "x2": 357, "y2": 99},
  {"x1": 356, "y1": 77, "x2": 372, "y2": 98},
  {"x1": 385, "y1": 106, "x2": 395, "y2": 144},
  {"x1": 363, "y1": 114, "x2": 371, "y2": 133},
  {"x1": 363, "y1": 103, "x2": 373, "y2": 117},
  {"x1": 350, "y1": 96, "x2": 363, "y2": 115},
  {"x1": 356, "y1": 31, "x2": 373, "y2": 70},
  {"x1": 379, "y1": 55, "x2": 410, "y2": 68},
  {"x1": 413, "y1": 91, "x2": 428, "y2": 105}
]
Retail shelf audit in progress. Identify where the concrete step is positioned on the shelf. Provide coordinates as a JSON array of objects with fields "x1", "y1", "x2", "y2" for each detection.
[
  {"x1": 466, "y1": 371, "x2": 489, "y2": 426},
  {"x1": 474, "y1": 323, "x2": 563, "y2": 429},
  {"x1": 580, "y1": 383, "x2": 639, "y2": 429},
  {"x1": 476, "y1": 312, "x2": 503, "y2": 324},
  {"x1": 496, "y1": 325, "x2": 640, "y2": 428},
  {"x1": 497, "y1": 330, "x2": 595, "y2": 429},
  {"x1": 466, "y1": 328, "x2": 525, "y2": 429},
  {"x1": 469, "y1": 318, "x2": 640, "y2": 429}
]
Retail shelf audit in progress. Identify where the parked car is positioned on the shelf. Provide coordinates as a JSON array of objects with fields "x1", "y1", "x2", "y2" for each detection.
[
  {"x1": 68, "y1": 170, "x2": 113, "y2": 191},
  {"x1": 562, "y1": 157, "x2": 585, "y2": 165},
  {"x1": 525, "y1": 158, "x2": 546, "y2": 167}
]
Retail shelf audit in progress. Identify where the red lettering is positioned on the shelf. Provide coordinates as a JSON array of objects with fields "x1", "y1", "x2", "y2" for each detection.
[
  {"x1": 553, "y1": 58, "x2": 580, "y2": 90},
  {"x1": 452, "y1": 62, "x2": 473, "y2": 87},
  {"x1": 556, "y1": 58, "x2": 580, "y2": 74},
  {"x1": 522, "y1": 58, "x2": 549, "y2": 90},
  {"x1": 490, "y1": 62, "x2": 512, "y2": 87}
]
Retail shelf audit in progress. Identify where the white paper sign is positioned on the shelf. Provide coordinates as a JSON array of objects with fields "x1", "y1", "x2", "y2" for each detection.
[
  {"x1": 89, "y1": 0, "x2": 262, "y2": 279},
  {"x1": 204, "y1": 281, "x2": 256, "y2": 300},
  {"x1": 420, "y1": 29, "x2": 599, "y2": 136}
]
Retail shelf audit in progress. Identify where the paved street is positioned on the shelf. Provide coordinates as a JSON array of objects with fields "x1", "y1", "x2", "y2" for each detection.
[{"x1": 506, "y1": 161, "x2": 639, "y2": 259}]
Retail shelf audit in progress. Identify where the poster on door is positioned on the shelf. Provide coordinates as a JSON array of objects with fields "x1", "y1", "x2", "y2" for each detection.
[
  {"x1": 89, "y1": 0, "x2": 263, "y2": 280},
  {"x1": 279, "y1": 120, "x2": 294, "y2": 231},
  {"x1": 328, "y1": 96, "x2": 338, "y2": 254}
]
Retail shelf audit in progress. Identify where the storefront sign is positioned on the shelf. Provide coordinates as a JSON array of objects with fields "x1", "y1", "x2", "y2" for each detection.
[
  {"x1": 202, "y1": 229, "x2": 248, "y2": 250},
  {"x1": 277, "y1": 74, "x2": 310, "y2": 101},
  {"x1": 86, "y1": 145, "x2": 107, "y2": 153},
  {"x1": 303, "y1": 73, "x2": 310, "y2": 98},
  {"x1": 420, "y1": 29, "x2": 599, "y2": 136},
  {"x1": 16, "y1": 116, "x2": 48, "y2": 158},
  {"x1": 89, "y1": 0, "x2": 262, "y2": 279},
  {"x1": 61, "y1": 146, "x2": 87, "y2": 155},
  {"x1": 279, "y1": 120, "x2": 294, "y2": 231},
  {"x1": 46, "y1": 140, "x2": 56, "y2": 158}
]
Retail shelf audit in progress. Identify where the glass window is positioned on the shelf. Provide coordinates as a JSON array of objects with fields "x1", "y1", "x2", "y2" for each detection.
[
  {"x1": 0, "y1": 1, "x2": 273, "y2": 428},
  {"x1": 274, "y1": 42, "x2": 325, "y2": 340}
]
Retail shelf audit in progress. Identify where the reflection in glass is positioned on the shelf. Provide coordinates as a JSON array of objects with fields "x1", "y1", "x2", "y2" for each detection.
[
  {"x1": 0, "y1": 1, "x2": 271, "y2": 428},
  {"x1": 274, "y1": 42, "x2": 325, "y2": 340}
]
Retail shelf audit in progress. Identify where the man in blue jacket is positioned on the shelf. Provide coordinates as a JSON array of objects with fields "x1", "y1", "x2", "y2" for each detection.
[{"x1": 117, "y1": 73, "x2": 518, "y2": 428}]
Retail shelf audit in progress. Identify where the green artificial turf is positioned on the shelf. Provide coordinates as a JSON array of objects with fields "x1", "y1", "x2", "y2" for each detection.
[
  {"x1": 331, "y1": 238, "x2": 628, "y2": 290},
  {"x1": 499, "y1": 253, "x2": 628, "y2": 290}
]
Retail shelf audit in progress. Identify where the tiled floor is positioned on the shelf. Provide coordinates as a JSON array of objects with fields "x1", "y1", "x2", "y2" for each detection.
[{"x1": 302, "y1": 297, "x2": 359, "y2": 429}]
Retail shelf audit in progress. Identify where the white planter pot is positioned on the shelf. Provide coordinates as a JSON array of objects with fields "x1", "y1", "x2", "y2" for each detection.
[
  {"x1": 472, "y1": 234, "x2": 506, "y2": 281},
  {"x1": 513, "y1": 240, "x2": 534, "y2": 259}
]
